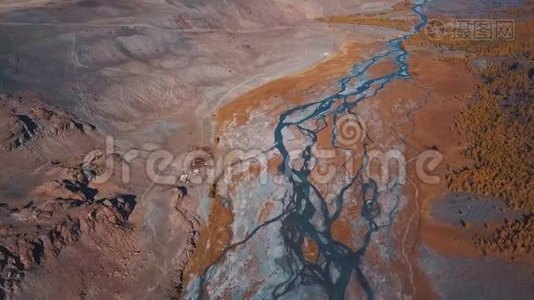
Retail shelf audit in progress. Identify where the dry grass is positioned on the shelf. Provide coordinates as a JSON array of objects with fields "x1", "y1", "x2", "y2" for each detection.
[
  {"x1": 409, "y1": 14, "x2": 534, "y2": 257},
  {"x1": 317, "y1": 1, "x2": 417, "y2": 31},
  {"x1": 408, "y1": 1, "x2": 534, "y2": 58},
  {"x1": 408, "y1": 31, "x2": 534, "y2": 60},
  {"x1": 317, "y1": 14, "x2": 416, "y2": 31},
  {"x1": 184, "y1": 197, "x2": 233, "y2": 281},
  {"x1": 215, "y1": 43, "x2": 371, "y2": 132},
  {"x1": 474, "y1": 215, "x2": 534, "y2": 257},
  {"x1": 392, "y1": 0, "x2": 413, "y2": 11}
]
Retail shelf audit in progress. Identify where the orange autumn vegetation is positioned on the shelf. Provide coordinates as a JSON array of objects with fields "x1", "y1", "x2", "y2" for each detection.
[
  {"x1": 184, "y1": 197, "x2": 233, "y2": 281},
  {"x1": 316, "y1": 0, "x2": 417, "y2": 31},
  {"x1": 408, "y1": 10, "x2": 534, "y2": 257},
  {"x1": 302, "y1": 236, "x2": 319, "y2": 262},
  {"x1": 215, "y1": 43, "x2": 376, "y2": 132}
]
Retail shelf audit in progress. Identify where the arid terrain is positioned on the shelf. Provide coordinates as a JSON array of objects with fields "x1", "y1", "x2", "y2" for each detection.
[{"x1": 0, "y1": 0, "x2": 533, "y2": 299}]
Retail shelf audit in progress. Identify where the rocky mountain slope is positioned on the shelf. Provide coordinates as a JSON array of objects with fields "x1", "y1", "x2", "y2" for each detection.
[{"x1": 0, "y1": 0, "x2": 399, "y2": 298}]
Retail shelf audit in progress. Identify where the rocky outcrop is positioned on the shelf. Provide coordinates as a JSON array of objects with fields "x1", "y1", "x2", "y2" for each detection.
[
  {"x1": 170, "y1": 187, "x2": 200, "y2": 298},
  {"x1": 0, "y1": 94, "x2": 95, "y2": 151},
  {"x1": 0, "y1": 163, "x2": 136, "y2": 298},
  {"x1": 0, "y1": 209, "x2": 82, "y2": 298}
]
